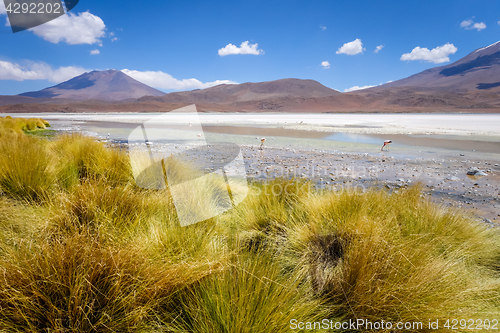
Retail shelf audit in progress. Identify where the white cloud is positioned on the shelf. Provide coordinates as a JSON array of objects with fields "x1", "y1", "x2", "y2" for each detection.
[
  {"x1": 0, "y1": 60, "x2": 87, "y2": 82},
  {"x1": 320, "y1": 25, "x2": 326, "y2": 31},
  {"x1": 121, "y1": 69, "x2": 238, "y2": 90},
  {"x1": 344, "y1": 85, "x2": 376, "y2": 92},
  {"x1": 109, "y1": 31, "x2": 118, "y2": 42},
  {"x1": 460, "y1": 19, "x2": 486, "y2": 31},
  {"x1": 498, "y1": 21, "x2": 500, "y2": 25},
  {"x1": 90, "y1": 49, "x2": 100, "y2": 55},
  {"x1": 0, "y1": 1, "x2": 5, "y2": 15},
  {"x1": 460, "y1": 19, "x2": 472, "y2": 28},
  {"x1": 473, "y1": 22, "x2": 487, "y2": 30},
  {"x1": 218, "y1": 41, "x2": 264, "y2": 56},
  {"x1": 336, "y1": 39, "x2": 365, "y2": 55},
  {"x1": 30, "y1": 11, "x2": 106, "y2": 45},
  {"x1": 320, "y1": 61, "x2": 330, "y2": 69},
  {"x1": 400, "y1": 43, "x2": 457, "y2": 64},
  {"x1": 344, "y1": 80, "x2": 394, "y2": 92},
  {"x1": 374, "y1": 45, "x2": 384, "y2": 53}
]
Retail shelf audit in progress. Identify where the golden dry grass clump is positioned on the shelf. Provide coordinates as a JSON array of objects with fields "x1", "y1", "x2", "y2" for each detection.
[
  {"x1": 0, "y1": 130, "x2": 498, "y2": 332},
  {"x1": 0, "y1": 116, "x2": 50, "y2": 134},
  {"x1": 283, "y1": 187, "x2": 500, "y2": 324}
]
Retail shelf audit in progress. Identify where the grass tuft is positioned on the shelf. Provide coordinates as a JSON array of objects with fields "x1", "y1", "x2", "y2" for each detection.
[{"x1": 0, "y1": 133, "x2": 56, "y2": 202}]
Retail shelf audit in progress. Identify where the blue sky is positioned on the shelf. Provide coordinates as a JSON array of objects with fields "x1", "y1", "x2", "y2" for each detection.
[{"x1": 0, "y1": 0, "x2": 499, "y2": 95}]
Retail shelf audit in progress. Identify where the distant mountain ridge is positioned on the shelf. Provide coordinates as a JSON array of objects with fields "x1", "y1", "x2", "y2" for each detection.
[
  {"x1": 378, "y1": 40, "x2": 500, "y2": 92},
  {"x1": 19, "y1": 70, "x2": 166, "y2": 101},
  {"x1": 139, "y1": 78, "x2": 340, "y2": 105}
]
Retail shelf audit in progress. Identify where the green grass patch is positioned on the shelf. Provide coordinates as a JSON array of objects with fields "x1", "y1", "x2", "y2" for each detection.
[{"x1": 25, "y1": 129, "x2": 57, "y2": 138}]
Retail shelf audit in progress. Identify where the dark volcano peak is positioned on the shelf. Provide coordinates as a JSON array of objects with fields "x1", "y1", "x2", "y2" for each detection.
[{"x1": 19, "y1": 70, "x2": 165, "y2": 101}]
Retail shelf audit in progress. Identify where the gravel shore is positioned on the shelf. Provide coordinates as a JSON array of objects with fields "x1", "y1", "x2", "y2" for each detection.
[{"x1": 240, "y1": 144, "x2": 500, "y2": 225}]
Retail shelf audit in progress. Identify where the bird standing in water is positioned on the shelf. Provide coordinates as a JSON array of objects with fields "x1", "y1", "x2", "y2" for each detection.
[
  {"x1": 259, "y1": 138, "x2": 266, "y2": 150},
  {"x1": 381, "y1": 140, "x2": 392, "y2": 151}
]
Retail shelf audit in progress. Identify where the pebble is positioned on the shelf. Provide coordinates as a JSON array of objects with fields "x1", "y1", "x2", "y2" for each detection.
[{"x1": 467, "y1": 167, "x2": 487, "y2": 176}]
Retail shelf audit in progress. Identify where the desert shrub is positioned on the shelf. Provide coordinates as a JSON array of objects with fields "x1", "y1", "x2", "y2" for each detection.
[
  {"x1": 0, "y1": 134, "x2": 56, "y2": 202},
  {"x1": 49, "y1": 180, "x2": 147, "y2": 236},
  {"x1": 0, "y1": 116, "x2": 50, "y2": 133},
  {"x1": 0, "y1": 233, "x2": 209, "y2": 333},
  {"x1": 50, "y1": 134, "x2": 132, "y2": 188},
  {"x1": 172, "y1": 252, "x2": 328, "y2": 333},
  {"x1": 230, "y1": 178, "x2": 312, "y2": 249},
  {"x1": 281, "y1": 186, "x2": 500, "y2": 328}
]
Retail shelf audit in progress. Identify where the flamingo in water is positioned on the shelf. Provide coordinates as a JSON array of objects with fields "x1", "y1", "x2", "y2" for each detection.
[
  {"x1": 259, "y1": 138, "x2": 266, "y2": 150},
  {"x1": 381, "y1": 140, "x2": 392, "y2": 151}
]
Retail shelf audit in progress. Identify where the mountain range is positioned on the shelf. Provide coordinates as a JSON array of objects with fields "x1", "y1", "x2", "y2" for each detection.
[
  {"x1": 380, "y1": 40, "x2": 500, "y2": 92},
  {"x1": 1, "y1": 40, "x2": 500, "y2": 113}
]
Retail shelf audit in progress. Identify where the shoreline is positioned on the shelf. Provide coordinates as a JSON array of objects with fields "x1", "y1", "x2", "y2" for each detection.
[{"x1": 5, "y1": 112, "x2": 500, "y2": 137}]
